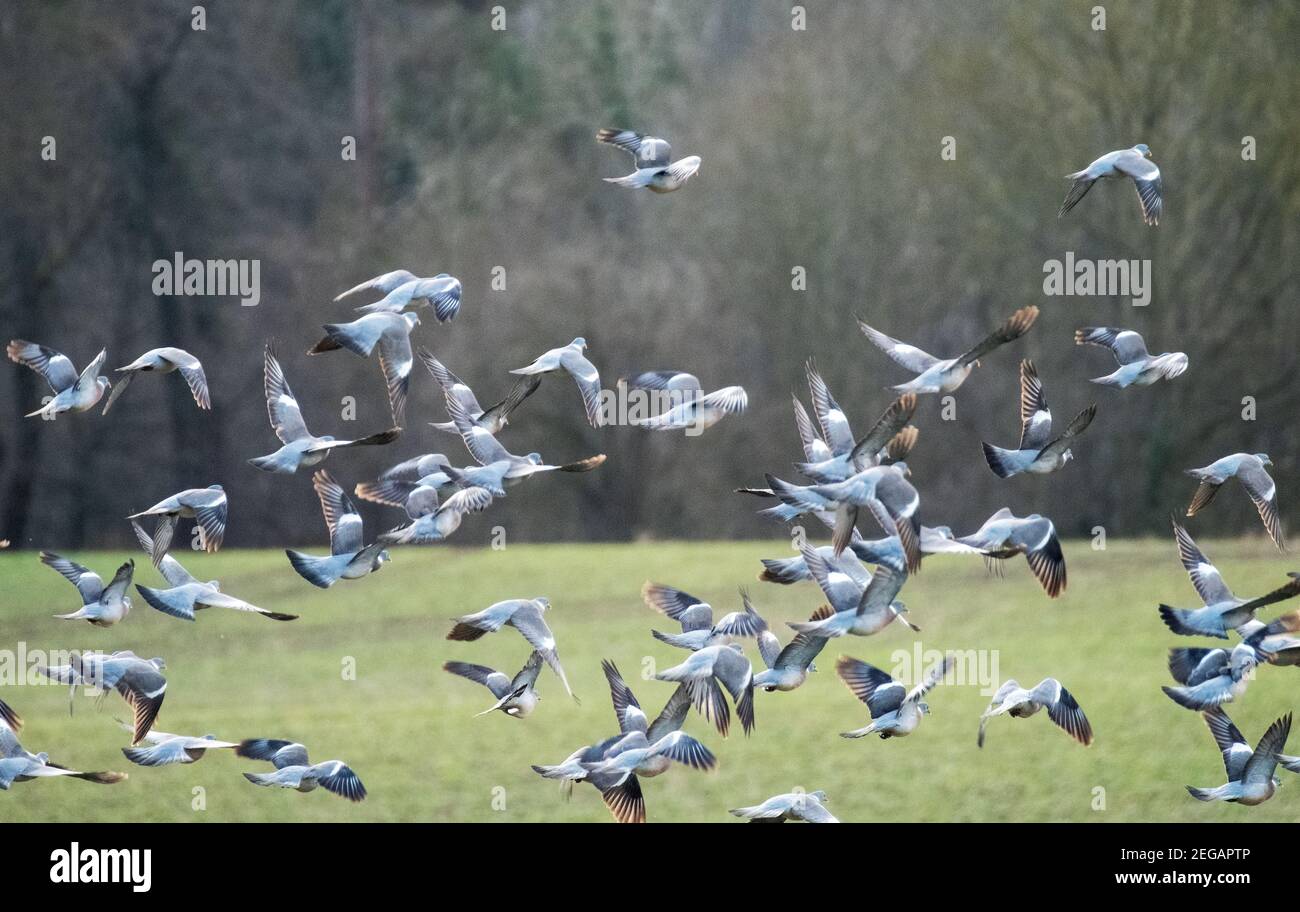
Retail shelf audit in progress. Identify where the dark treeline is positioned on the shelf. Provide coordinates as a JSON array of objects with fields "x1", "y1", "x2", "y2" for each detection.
[{"x1": 1, "y1": 0, "x2": 1296, "y2": 550}]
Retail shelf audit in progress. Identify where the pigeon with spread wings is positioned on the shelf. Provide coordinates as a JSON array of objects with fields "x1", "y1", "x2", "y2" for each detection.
[
  {"x1": 596, "y1": 128, "x2": 701, "y2": 193},
  {"x1": 307, "y1": 311, "x2": 421, "y2": 425},
  {"x1": 982, "y1": 360, "x2": 1096, "y2": 478},
  {"x1": 1074, "y1": 327, "x2": 1187, "y2": 387},
  {"x1": 1185, "y1": 453, "x2": 1284, "y2": 551},
  {"x1": 1059, "y1": 144, "x2": 1162, "y2": 226},
  {"x1": 285, "y1": 470, "x2": 390, "y2": 588},
  {"x1": 249, "y1": 344, "x2": 399, "y2": 474},
  {"x1": 857, "y1": 306, "x2": 1038, "y2": 395},
  {"x1": 7, "y1": 340, "x2": 109, "y2": 418}
]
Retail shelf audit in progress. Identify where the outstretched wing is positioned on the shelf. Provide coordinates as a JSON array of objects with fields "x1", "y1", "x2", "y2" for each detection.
[
  {"x1": 313, "y1": 470, "x2": 364, "y2": 555},
  {"x1": 955, "y1": 306, "x2": 1039, "y2": 367},
  {"x1": 263, "y1": 343, "x2": 310, "y2": 443},
  {"x1": 856, "y1": 320, "x2": 940, "y2": 373},
  {"x1": 1017, "y1": 360, "x2": 1052, "y2": 451},
  {"x1": 596, "y1": 128, "x2": 671, "y2": 168}
]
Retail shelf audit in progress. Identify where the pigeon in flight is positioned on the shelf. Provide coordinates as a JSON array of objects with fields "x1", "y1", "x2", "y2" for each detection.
[
  {"x1": 785, "y1": 550, "x2": 918, "y2": 639},
  {"x1": 510, "y1": 337, "x2": 604, "y2": 428},
  {"x1": 729, "y1": 789, "x2": 838, "y2": 823},
  {"x1": 1187, "y1": 710, "x2": 1295, "y2": 805},
  {"x1": 354, "y1": 453, "x2": 458, "y2": 517},
  {"x1": 1162, "y1": 643, "x2": 1264, "y2": 711},
  {"x1": 596, "y1": 128, "x2": 701, "y2": 193},
  {"x1": 237, "y1": 739, "x2": 366, "y2": 802},
  {"x1": 442, "y1": 391, "x2": 605, "y2": 496},
  {"x1": 38, "y1": 651, "x2": 168, "y2": 745},
  {"x1": 752, "y1": 606, "x2": 833, "y2": 693},
  {"x1": 954, "y1": 508, "x2": 1067, "y2": 598},
  {"x1": 118, "y1": 720, "x2": 240, "y2": 767},
  {"x1": 982, "y1": 360, "x2": 1096, "y2": 478},
  {"x1": 131, "y1": 520, "x2": 297, "y2": 622},
  {"x1": 285, "y1": 470, "x2": 390, "y2": 588},
  {"x1": 447, "y1": 598, "x2": 578, "y2": 702},
  {"x1": 977, "y1": 678, "x2": 1093, "y2": 747},
  {"x1": 836, "y1": 653, "x2": 952, "y2": 740},
  {"x1": 378, "y1": 485, "x2": 495, "y2": 545},
  {"x1": 343, "y1": 273, "x2": 462, "y2": 322},
  {"x1": 1185, "y1": 453, "x2": 1284, "y2": 551},
  {"x1": 7, "y1": 340, "x2": 108, "y2": 418},
  {"x1": 532, "y1": 664, "x2": 708, "y2": 823},
  {"x1": 1160, "y1": 519, "x2": 1300, "y2": 638},
  {"x1": 249, "y1": 344, "x2": 400, "y2": 474},
  {"x1": 655, "y1": 643, "x2": 755, "y2": 738},
  {"x1": 421, "y1": 350, "x2": 539, "y2": 436},
  {"x1": 631, "y1": 386, "x2": 747, "y2": 433},
  {"x1": 444, "y1": 651, "x2": 545, "y2": 719},
  {"x1": 40, "y1": 552, "x2": 134, "y2": 627},
  {"x1": 307, "y1": 311, "x2": 421, "y2": 425},
  {"x1": 0, "y1": 700, "x2": 127, "y2": 789},
  {"x1": 641, "y1": 583, "x2": 769, "y2": 651},
  {"x1": 858, "y1": 306, "x2": 1039, "y2": 395},
  {"x1": 102, "y1": 347, "x2": 210, "y2": 414},
  {"x1": 127, "y1": 484, "x2": 227, "y2": 567},
  {"x1": 1074, "y1": 327, "x2": 1187, "y2": 387},
  {"x1": 1059, "y1": 144, "x2": 1162, "y2": 226}
]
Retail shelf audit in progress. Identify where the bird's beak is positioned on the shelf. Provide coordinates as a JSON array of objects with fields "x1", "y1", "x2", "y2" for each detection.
[{"x1": 974, "y1": 359, "x2": 982, "y2": 368}]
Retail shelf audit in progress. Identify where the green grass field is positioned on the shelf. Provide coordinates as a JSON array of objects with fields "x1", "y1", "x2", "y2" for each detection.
[{"x1": 0, "y1": 536, "x2": 1294, "y2": 822}]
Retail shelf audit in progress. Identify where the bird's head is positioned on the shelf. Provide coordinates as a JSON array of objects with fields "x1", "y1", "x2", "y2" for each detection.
[
  {"x1": 96, "y1": 377, "x2": 111, "y2": 395},
  {"x1": 1062, "y1": 449, "x2": 1074, "y2": 464},
  {"x1": 891, "y1": 460, "x2": 911, "y2": 477},
  {"x1": 209, "y1": 484, "x2": 224, "y2": 491},
  {"x1": 377, "y1": 549, "x2": 392, "y2": 566},
  {"x1": 208, "y1": 580, "x2": 221, "y2": 591},
  {"x1": 1255, "y1": 453, "x2": 1273, "y2": 467},
  {"x1": 1135, "y1": 143, "x2": 1152, "y2": 157},
  {"x1": 535, "y1": 597, "x2": 551, "y2": 611},
  {"x1": 919, "y1": 701, "x2": 932, "y2": 715},
  {"x1": 150, "y1": 657, "x2": 167, "y2": 672},
  {"x1": 527, "y1": 452, "x2": 543, "y2": 465},
  {"x1": 810, "y1": 789, "x2": 828, "y2": 802},
  {"x1": 572, "y1": 337, "x2": 587, "y2": 350},
  {"x1": 122, "y1": 597, "x2": 132, "y2": 616},
  {"x1": 406, "y1": 313, "x2": 422, "y2": 329}
]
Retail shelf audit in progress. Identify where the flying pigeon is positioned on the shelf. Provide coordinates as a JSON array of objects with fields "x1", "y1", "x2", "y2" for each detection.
[
  {"x1": 354, "y1": 453, "x2": 458, "y2": 516},
  {"x1": 1187, "y1": 710, "x2": 1295, "y2": 805},
  {"x1": 1185, "y1": 453, "x2": 1284, "y2": 551},
  {"x1": 596, "y1": 128, "x2": 701, "y2": 193},
  {"x1": 982, "y1": 360, "x2": 1096, "y2": 478},
  {"x1": 447, "y1": 598, "x2": 578, "y2": 702},
  {"x1": 1074, "y1": 327, "x2": 1187, "y2": 387},
  {"x1": 857, "y1": 306, "x2": 1039, "y2": 395},
  {"x1": 131, "y1": 520, "x2": 297, "y2": 622},
  {"x1": 40, "y1": 552, "x2": 134, "y2": 627},
  {"x1": 729, "y1": 790, "x2": 838, "y2": 823},
  {"x1": 655, "y1": 643, "x2": 755, "y2": 738},
  {"x1": 38, "y1": 650, "x2": 168, "y2": 745},
  {"x1": 954, "y1": 508, "x2": 1067, "y2": 598},
  {"x1": 126, "y1": 484, "x2": 227, "y2": 567},
  {"x1": 631, "y1": 385, "x2": 747, "y2": 433},
  {"x1": 102, "y1": 347, "x2": 210, "y2": 414},
  {"x1": 285, "y1": 470, "x2": 390, "y2": 588},
  {"x1": 836, "y1": 653, "x2": 952, "y2": 740},
  {"x1": 7, "y1": 341, "x2": 108, "y2": 418},
  {"x1": 421, "y1": 350, "x2": 539, "y2": 436},
  {"x1": 641, "y1": 582, "x2": 769, "y2": 651},
  {"x1": 249, "y1": 344, "x2": 399, "y2": 474},
  {"x1": 307, "y1": 311, "x2": 421, "y2": 424},
  {"x1": 785, "y1": 550, "x2": 918, "y2": 639},
  {"x1": 349, "y1": 274, "x2": 462, "y2": 322},
  {"x1": 1059, "y1": 144, "x2": 1162, "y2": 226},
  {"x1": 237, "y1": 739, "x2": 366, "y2": 802},
  {"x1": 532, "y1": 663, "x2": 708, "y2": 823},
  {"x1": 0, "y1": 700, "x2": 127, "y2": 789},
  {"x1": 118, "y1": 721, "x2": 240, "y2": 767},
  {"x1": 1160, "y1": 519, "x2": 1300, "y2": 638},
  {"x1": 444, "y1": 651, "x2": 545, "y2": 719},
  {"x1": 1162, "y1": 643, "x2": 1264, "y2": 711},
  {"x1": 510, "y1": 337, "x2": 604, "y2": 428},
  {"x1": 442, "y1": 391, "x2": 605, "y2": 496},
  {"x1": 977, "y1": 678, "x2": 1092, "y2": 747},
  {"x1": 751, "y1": 606, "x2": 833, "y2": 693},
  {"x1": 378, "y1": 485, "x2": 495, "y2": 545}
]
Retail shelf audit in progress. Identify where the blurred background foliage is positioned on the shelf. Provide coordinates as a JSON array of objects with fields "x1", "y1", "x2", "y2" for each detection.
[{"x1": 1, "y1": 0, "x2": 1296, "y2": 549}]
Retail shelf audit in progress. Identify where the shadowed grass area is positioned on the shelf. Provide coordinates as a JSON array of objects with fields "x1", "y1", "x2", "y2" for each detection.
[{"x1": 0, "y1": 535, "x2": 1295, "y2": 822}]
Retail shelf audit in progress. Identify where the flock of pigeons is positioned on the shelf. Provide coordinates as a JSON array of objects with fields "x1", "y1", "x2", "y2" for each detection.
[{"x1": 1, "y1": 133, "x2": 1293, "y2": 821}]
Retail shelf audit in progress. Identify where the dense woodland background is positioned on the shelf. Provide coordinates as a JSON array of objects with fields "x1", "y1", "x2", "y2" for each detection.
[{"x1": 1, "y1": 0, "x2": 1296, "y2": 549}]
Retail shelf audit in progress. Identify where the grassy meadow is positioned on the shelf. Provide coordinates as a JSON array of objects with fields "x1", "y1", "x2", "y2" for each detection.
[{"x1": 0, "y1": 535, "x2": 1295, "y2": 823}]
